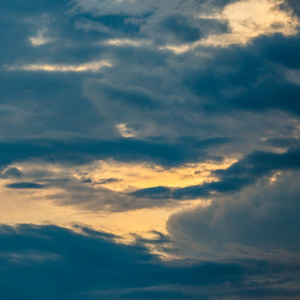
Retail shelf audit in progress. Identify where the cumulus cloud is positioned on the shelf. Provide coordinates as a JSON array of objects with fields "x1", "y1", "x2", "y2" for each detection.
[{"x1": 167, "y1": 170, "x2": 300, "y2": 259}]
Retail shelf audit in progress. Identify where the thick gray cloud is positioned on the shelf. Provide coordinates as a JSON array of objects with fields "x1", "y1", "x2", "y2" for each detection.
[
  {"x1": 1, "y1": 0, "x2": 299, "y2": 209},
  {"x1": 0, "y1": 137, "x2": 220, "y2": 168},
  {"x1": 0, "y1": 224, "x2": 299, "y2": 299},
  {"x1": 1, "y1": 0, "x2": 300, "y2": 298},
  {"x1": 1, "y1": 0, "x2": 299, "y2": 146},
  {"x1": 167, "y1": 170, "x2": 300, "y2": 258}
]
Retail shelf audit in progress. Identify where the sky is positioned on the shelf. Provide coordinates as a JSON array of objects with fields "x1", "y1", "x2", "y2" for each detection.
[{"x1": 1, "y1": 0, "x2": 300, "y2": 298}]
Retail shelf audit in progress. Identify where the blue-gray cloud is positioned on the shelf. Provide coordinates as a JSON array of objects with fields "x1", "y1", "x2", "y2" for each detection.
[
  {"x1": 0, "y1": 224, "x2": 299, "y2": 299},
  {"x1": 0, "y1": 0, "x2": 299, "y2": 147},
  {"x1": 0, "y1": 137, "x2": 224, "y2": 169},
  {"x1": 1, "y1": 0, "x2": 300, "y2": 298},
  {"x1": 167, "y1": 169, "x2": 300, "y2": 258},
  {"x1": 131, "y1": 146, "x2": 300, "y2": 199},
  {"x1": 6, "y1": 182, "x2": 47, "y2": 189}
]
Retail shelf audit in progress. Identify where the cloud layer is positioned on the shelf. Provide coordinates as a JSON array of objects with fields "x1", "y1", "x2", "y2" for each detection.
[
  {"x1": 0, "y1": 224, "x2": 299, "y2": 299},
  {"x1": 1, "y1": 0, "x2": 300, "y2": 298}
]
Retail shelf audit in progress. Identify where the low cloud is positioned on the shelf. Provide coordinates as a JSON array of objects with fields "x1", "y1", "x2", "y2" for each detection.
[
  {"x1": 167, "y1": 170, "x2": 300, "y2": 259},
  {"x1": 0, "y1": 224, "x2": 299, "y2": 299}
]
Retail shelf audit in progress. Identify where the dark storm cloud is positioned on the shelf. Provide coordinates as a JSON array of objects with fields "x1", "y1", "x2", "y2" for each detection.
[
  {"x1": 0, "y1": 0, "x2": 299, "y2": 211},
  {"x1": 1, "y1": 0, "x2": 299, "y2": 145},
  {"x1": 214, "y1": 146, "x2": 300, "y2": 178},
  {"x1": 0, "y1": 224, "x2": 299, "y2": 299},
  {"x1": 1, "y1": 0, "x2": 300, "y2": 298},
  {"x1": 132, "y1": 146, "x2": 300, "y2": 199},
  {"x1": 182, "y1": 35, "x2": 300, "y2": 115},
  {"x1": 0, "y1": 137, "x2": 221, "y2": 169},
  {"x1": 79, "y1": 34, "x2": 300, "y2": 144}
]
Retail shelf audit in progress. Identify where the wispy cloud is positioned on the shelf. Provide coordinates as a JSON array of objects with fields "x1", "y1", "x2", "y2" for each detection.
[
  {"x1": 116, "y1": 123, "x2": 138, "y2": 137},
  {"x1": 6, "y1": 61, "x2": 112, "y2": 72},
  {"x1": 105, "y1": 38, "x2": 151, "y2": 47},
  {"x1": 29, "y1": 29, "x2": 52, "y2": 46}
]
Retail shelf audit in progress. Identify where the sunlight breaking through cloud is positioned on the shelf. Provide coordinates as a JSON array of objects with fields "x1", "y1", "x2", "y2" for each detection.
[
  {"x1": 6, "y1": 60, "x2": 112, "y2": 72},
  {"x1": 162, "y1": 0, "x2": 299, "y2": 54}
]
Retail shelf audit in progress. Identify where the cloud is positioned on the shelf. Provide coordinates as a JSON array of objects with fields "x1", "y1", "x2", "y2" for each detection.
[
  {"x1": 105, "y1": 39, "x2": 151, "y2": 47},
  {"x1": 131, "y1": 146, "x2": 300, "y2": 200},
  {"x1": 1, "y1": 0, "x2": 300, "y2": 145},
  {"x1": 73, "y1": 0, "x2": 158, "y2": 17},
  {"x1": 0, "y1": 224, "x2": 299, "y2": 299},
  {"x1": 0, "y1": 1, "x2": 300, "y2": 298},
  {"x1": 94, "y1": 178, "x2": 121, "y2": 185},
  {"x1": 167, "y1": 169, "x2": 300, "y2": 260},
  {"x1": 29, "y1": 27, "x2": 54, "y2": 46},
  {"x1": 1, "y1": 167, "x2": 23, "y2": 178},
  {"x1": 0, "y1": 137, "x2": 216, "y2": 169},
  {"x1": 6, "y1": 182, "x2": 47, "y2": 189},
  {"x1": 116, "y1": 123, "x2": 138, "y2": 138},
  {"x1": 139, "y1": 0, "x2": 300, "y2": 53},
  {"x1": 203, "y1": 0, "x2": 300, "y2": 47},
  {"x1": 6, "y1": 61, "x2": 112, "y2": 72}
]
